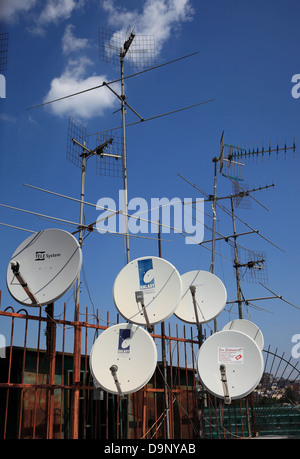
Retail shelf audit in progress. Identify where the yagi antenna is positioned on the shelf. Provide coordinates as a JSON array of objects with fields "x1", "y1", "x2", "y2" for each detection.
[
  {"x1": 220, "y1": 133, "x2": 296, "y2": 174},
  {"x1": 227, "y1": 137, "x2": 296, "y2": 163},
  {"x1": 231, "y1": 246, "x2": 268, "y2": 285}
]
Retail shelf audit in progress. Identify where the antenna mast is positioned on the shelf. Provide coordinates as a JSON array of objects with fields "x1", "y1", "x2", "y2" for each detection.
[
  {"x1": 230, "y1": 196, "x2": 243, "y2": 319},
  {"x1": 120, "y1": 32, "x2": 135, "y2": 264},
  {"x1": 67, "y1": 117, "x2": 120, "y2": 320},
  {"x1": 99, "y1": 28, "x2": 156, "y2": 264}
]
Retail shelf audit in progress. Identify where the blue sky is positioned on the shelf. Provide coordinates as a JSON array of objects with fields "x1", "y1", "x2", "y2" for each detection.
[{"x1": 0, "y1": 0, "x2": 299, "y2": 362}]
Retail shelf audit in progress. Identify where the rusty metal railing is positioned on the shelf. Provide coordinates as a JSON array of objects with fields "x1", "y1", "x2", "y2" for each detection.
[{"x1": 0, "y1": 300, "x2": 257, "y2": 439}]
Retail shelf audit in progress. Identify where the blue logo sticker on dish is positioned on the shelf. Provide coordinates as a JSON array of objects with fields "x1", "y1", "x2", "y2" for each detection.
[
  {"x1": 118, "y1": 328, "x2": 131, "y2": 353},
  {"x1": 138, "y1": 258, "x2": 155, "y2": 290}
]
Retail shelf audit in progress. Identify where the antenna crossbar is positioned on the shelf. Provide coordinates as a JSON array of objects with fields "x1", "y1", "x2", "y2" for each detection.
[
  {"x1": 27, "y1": 52, "x2": 199, "y2": 111},
  {"x1": 72, "y1": 137, "x2": 120, "y2": 159}
]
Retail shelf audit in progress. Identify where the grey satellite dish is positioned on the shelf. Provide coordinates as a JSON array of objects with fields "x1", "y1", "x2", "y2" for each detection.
[
  {"x1": 6, "y1": 228, "x2": 82, "y2": 306},
  {"x1": 113, "y1": 256, "x2": 182, "y2": 327},
  {"x1": 196, "y1": 330, "x2": 264, "y2": 403},
  {"x1": 222, "y1": 319, "x2": 264, "y2": 351},
  {"x1": 174, "y1": 270, "x2": 227, "y2": 324},
  {"x1": 90, "y1": 323, "x2": 157, "y2": 396}
]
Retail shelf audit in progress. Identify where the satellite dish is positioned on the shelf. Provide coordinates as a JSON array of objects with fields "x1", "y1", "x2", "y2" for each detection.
[
  {"x1": 90, "y1": 323, "x2": 157, "y2": 396},
  {"x1": 113, "y1": 256, "x2": 182, "y2": 326},
  {"x1": 222, "y1": 319, "x2": 264, "y2": 351},
  {"x1": 6, "y1": 228, "x2": 82, "y2": 306},
  {"x1": 174, "y1": 270, "x2": 227, "y2": 324},
  {"x1": 196, "y1": 330, "x2": 264, "y2": 403}
]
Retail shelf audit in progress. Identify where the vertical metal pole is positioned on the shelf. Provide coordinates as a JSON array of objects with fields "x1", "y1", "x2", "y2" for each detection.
[
  {"x1": 45, "y1": 302, "x2": 56, "y2": 439},
  {"x1": 230, "y1": 197, "x2": 243, "y2": 319},
  {"x1": 120, "y1": 55, "x2": 130, "y2": 264},
  {"x1": 72, "y1": 149, "x2": 86, "y2": 439},
  {"x1": 210, "y1": 157, "x2": 218, "y2": 332},
  {"x1": 158, "y1": 220, "x2": 170, "y2": 439},
  {"x1": 72, "y1": 324, "x2": 82, "y2": 439},
  {"x1": 75, "y1": 149, "x2": 86, "y2": 320}
]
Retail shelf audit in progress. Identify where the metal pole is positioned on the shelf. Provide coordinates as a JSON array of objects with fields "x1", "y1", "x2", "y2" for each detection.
[
  {"x1": 72, "y1": 148, "x2": 86, "y2": 439},
  {"x1": 211, "y1": 157, "x2": 218, "y2": 332},
  {"x1": 230, "y1": 196, "x2": 243, "y2": 319},
  {"x1": 75, "y1": 148, "x2": 86, "y2": 320},
  {"x1": 158, "y1": 220, "x2": 170, "y2": 439},
  {"x1": 120, "y1": 55, "x2": 130, "y2": 264},
  {"x1": 45, "y1": 302, "x2": 56, "y2": 439}
]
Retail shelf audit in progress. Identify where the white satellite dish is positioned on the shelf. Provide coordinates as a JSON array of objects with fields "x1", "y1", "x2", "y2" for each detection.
[
  {"x1": 90, "y1": 323, "x2": 157, "y2": 396},
  {"x1": 113, "y1": 256, "x2": 182, "y2": 326},
  {"x1": 174, "y1": 270, "x2": 227, "y2": 324},
  {"x1": 222, "y1": 319, "x2": 264, "y2": 351},
  {"x1": 196, "y1": 330, "x2": 264, "y2": 403},
  {"x1": 6, "y1": 228, "x2": 82, "y2": 306}
]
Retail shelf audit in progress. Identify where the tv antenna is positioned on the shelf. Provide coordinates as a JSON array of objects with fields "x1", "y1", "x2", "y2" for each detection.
[
  {"x1": 202, "y1": 131, "x2": 295, "y2": 320},
  {"x1": 98, "y1": 28, "x2": 156, "y2": 265},
  {"x1": 67, "y1": 116, "x2": 121, "y2": 319}
]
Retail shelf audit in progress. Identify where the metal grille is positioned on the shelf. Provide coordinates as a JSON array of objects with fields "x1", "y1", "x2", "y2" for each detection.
[
  {"x1": 232, "y1": 181, "x2": 252, "y2": 209},
  {"x1": 96, "y1": 130, "x2": 124, "y2": 178},
  {"x1": 0, "y1": 33, "x2": 8, "y2": 72},
  {"x1": 231, "y1": 246, "x2": 268, "y2": 285},
  {"x1": 99, "y1": 27, "x2": 156, "y2": 69},
  {"x1": 66, "y1": 117, "x2": 89, "y2": 168}
]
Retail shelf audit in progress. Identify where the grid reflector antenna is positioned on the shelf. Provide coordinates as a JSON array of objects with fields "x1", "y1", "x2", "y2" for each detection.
[
  {"x1": 221, "y1": 144, "x2": 245, "y2": 181},
  {"x1": 67, "y1": 117, "x2": 89, "y2": 168},
  {"x1": 231, "y1": 246, "x2": 268, "y2": 284},
  {"x1": 99, "y1": 27, "x2": 156, "y2": 68},
  {"x1": 0, "y1": 32, "x2": 9, "y2": 72},
  {"x1": 96, "y1": 130, "x2": 123, "y2": 178},
  {"x1": 232, "y1": 181, "x2": 251, "y2": 209}
]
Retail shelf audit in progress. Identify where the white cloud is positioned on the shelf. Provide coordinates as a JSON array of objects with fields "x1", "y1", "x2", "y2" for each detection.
[
  {"x1": 102, "y1": 0, "x2": 194, "y2": 55},
  {"x1": 0, "y1": 113, "x2": 17, "y2": 124},
  {"x1": 43, "y1": 57, "x2": 120, "y2": 119},
  {"x1": 0, "y1": 0, "x2": 38, "y2": 23},
  {"x1": 62, "y1": 24, "x2": 89, "y2": 54},
  {"x1": 38, "y1": 0, "x2": 84, "y2": 26},
  {"x1": 0, "y1": 0, "x2": 84, "y2": 28}
]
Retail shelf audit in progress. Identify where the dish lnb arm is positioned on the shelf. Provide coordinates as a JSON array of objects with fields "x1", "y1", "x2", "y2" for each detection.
[
  {"x1": 109, "y1": 365, "x2": 125, "y2": 399},
  {"x1": 135, "y1": 291, "x2": 153, "y2": 333},
  {"x1": 220, "y1": 364, "x2": 231, "y2": 405},
  {"x1": 10, "y1": 261, "x2": 40, "y2": 306}
]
